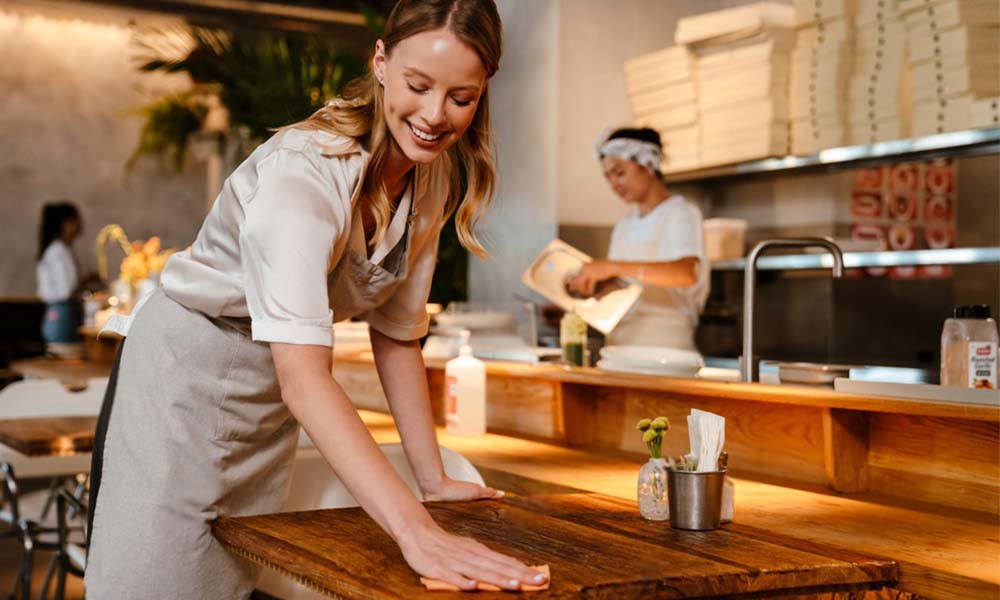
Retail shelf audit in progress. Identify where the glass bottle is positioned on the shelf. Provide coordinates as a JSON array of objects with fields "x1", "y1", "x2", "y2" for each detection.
[
  {"x1": 637, "y1": 458, "x2": 669, "y2": 521},
  {"x1": 560, "y1": 311, "x2": 587, "y2": 367},
  {"x1": 941, "y1": 305, "x2": 998, "y2": 389}
]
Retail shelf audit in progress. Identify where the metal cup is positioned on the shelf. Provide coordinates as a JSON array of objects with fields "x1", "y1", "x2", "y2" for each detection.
[{"x1": 667, "y1": 469, "x2": 726, "y2": 530}]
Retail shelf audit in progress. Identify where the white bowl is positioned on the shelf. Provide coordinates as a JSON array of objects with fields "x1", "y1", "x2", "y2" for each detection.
[{"x1": 599, "y1": 345, "x2": 704, "y2": 372}]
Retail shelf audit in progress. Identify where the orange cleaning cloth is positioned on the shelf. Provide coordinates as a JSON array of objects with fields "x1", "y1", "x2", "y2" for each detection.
[{"x1": 420, "y1": 564, "x2": 550, "y2": 592}]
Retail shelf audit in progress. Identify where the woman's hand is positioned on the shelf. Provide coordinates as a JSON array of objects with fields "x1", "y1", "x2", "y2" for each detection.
[
  {"x1": 567, "y1": 260, "x2": 620, "y2": 297},
  {"x1": 421, "y1": 477, "x2": 504, "y2": 502},
  {"x1": 398, "y1": 518, "x2": 548, "y2": 591}
]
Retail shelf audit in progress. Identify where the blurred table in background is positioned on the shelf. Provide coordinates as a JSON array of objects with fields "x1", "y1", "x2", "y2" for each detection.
[{"x1": 9, "y1": 358, "x2": 110, "y2": 390}]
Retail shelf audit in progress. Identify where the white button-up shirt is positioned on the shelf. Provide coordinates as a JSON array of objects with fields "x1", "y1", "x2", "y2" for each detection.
[{"x1": 153, "y1": 127, "x2": 447, "y2": 347}]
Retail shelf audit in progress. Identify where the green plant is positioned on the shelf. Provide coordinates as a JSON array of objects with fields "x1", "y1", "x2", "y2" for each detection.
[
  {"x1": 125, "y1": 92, "x2": 206, "y2": 172},
  {"x1": 636, "y1": 416, "x2": 669, "y2": 459},
  {"x1": 130, "y1": 25, "x2": 371, "y2": 153}
]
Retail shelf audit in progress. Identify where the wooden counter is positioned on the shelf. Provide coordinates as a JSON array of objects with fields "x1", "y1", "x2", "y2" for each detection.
[
  {"x1": 334, "y1": 352, "x2": 1000, "y2": 515},
  {"x1": 359, "y1": 410, "x2": 999, "y2": 600},
  {"x1": 217, "y1": 491, "x2": 899, "y2": 599}
]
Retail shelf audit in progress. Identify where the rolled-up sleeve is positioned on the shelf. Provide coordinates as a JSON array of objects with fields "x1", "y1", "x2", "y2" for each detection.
[
  {"x1": 239, "y1": 148, "x2": 346, "y2": 346},
  {"x1": 367, "y1": 226, "x2": 441, "y2": 341}
]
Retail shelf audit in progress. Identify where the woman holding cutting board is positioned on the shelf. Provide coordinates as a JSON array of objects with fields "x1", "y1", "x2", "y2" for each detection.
[
  {"x1": 568, "y1": 127, "x2": 709, "y2": 352},
  {"x1": 86, "y1": 1, "x2": 547, "y2": 596}
]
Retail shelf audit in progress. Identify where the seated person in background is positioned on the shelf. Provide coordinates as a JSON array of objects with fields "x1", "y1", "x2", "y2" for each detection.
[{"x1": 567, "y1": 127, "x2": 709, "y2": 351}]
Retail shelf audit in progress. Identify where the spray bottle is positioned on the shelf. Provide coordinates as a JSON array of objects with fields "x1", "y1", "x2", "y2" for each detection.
[{"x1": 445, "y1": 329, "x2": 486, "y2": 435}]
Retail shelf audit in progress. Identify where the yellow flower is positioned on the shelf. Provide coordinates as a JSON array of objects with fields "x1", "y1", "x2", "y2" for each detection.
[
  {"x1": 147, "y1": 251, "x2": 172, "y2": 274},
  {"x1": 142, "y1": 236, "x2": 162, "y2": 257},
  {"x1": 120, "y1": 252, "x2": 149, "y2": 283}
]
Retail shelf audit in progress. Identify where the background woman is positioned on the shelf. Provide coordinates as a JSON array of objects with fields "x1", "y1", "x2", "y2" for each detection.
[
  {"x1": 36, "y1": 201, "x2": 83, "y2": 348},
  {"x1": 568, "y1": 127, "x2": 709, "y2": 351},
  {"x1": 85, "y1": 1, "x2": 547, "y2": 596}
]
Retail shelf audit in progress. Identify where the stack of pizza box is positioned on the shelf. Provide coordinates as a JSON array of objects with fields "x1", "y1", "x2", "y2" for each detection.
[
  {"x1": 675, "y1": 2, "x2": 796, "y2": 166},
  {"x1": 847, "y1": 0, "x2": 912, "y2": 143},
  {"x1": 789, "y1": 0, "x2": 856, "y2": 154},
  {"x1": 623, "y1": 46, "x2": 701, "y2": 173},
  {"x1": 899, "y1": 0, "x2": 1000, "y2": 136}
]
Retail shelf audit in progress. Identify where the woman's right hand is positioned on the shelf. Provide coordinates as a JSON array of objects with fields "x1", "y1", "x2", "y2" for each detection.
[{"x1": 397, "y1": 518, "x2": 548, "y2": 591}]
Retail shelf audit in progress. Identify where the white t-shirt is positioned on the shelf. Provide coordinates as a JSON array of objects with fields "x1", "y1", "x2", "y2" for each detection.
[
  {"x1": 606, "y1": 194, "x2": 709, "y2": 350},
  {"x1": 110, "y1": 128, "x2": 449, "y2": 347},
  {"x1": 37, "y1": 240, "x2": 78, "y2": 303}
]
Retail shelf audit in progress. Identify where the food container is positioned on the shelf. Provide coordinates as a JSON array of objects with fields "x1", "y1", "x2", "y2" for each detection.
[
  {"x1": 667, "y1": 469, "x2": 727, "y2": 531},
  {"x1": 703, "y1": 218, "x2": 747, "y2": 262},
  {"x1": 777, "y1": 362, "x2": 855, "y2": 386}
]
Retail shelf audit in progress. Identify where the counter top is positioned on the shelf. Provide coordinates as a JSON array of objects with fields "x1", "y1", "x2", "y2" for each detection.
[
  {"x1": 360, "y1": 410, "x2": 999, "y2": 600},
  {"x1": 335, "y1": 351, "x2": 1000, "y2": 422},
  {"x1": 216, "y1": 491, "x2": 898, "y2": 599}
]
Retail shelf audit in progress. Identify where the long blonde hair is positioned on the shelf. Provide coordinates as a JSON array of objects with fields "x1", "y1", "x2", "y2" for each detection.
[{"x1": 290, "y1": 0, "x2": 502, "y2": 259}]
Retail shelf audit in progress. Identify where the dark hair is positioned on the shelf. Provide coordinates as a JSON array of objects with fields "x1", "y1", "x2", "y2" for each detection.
[
  {"x1": 38, "y1": 201, "x2": 80, "y2": 260},
  {"x1": 607, "y1": 127, "x2": 662, "y2": 149}
]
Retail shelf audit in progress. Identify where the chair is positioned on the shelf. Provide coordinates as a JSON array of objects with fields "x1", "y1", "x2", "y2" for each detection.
[
  {"x1": 0, "y1": 377, "x2": 103, "y2": 599},
  {"x1": 38, "y1": 488, "x2": 87, "y2": 600},
  {"x1": 256, "y1": 443, "x2": 486, "y2": 600}
]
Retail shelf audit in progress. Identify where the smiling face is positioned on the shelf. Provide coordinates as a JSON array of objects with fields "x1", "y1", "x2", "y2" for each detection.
[
  {"x1": 600, "y1": 156, "x2": 658, "y2": 204},
  {"x1": 374, "y1": 28, "x2": 487, "y2": 167}
]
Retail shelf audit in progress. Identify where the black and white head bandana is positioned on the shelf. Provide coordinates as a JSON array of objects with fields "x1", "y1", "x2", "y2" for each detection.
[{"x1": 595, "y1": 134, "x2": 663, "y2": 172}]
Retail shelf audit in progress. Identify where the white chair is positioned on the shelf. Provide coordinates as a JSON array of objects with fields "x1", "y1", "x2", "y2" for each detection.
[{"x1": 257, "y1": 443, "x2": 486, "y2": 600}]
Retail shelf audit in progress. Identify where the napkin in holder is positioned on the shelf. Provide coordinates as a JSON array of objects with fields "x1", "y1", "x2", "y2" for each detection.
[
  {"x1": 521, "y1": 240, "x2": 643, "y2": 335},
  {"x1": 686, "y1": 409, "x2": 734, "y2": 523}
]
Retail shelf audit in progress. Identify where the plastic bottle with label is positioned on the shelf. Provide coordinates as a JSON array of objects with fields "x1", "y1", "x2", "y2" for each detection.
[
  {"x1": 941, "y1": 305, "x2": 998, "y2": 389},
  {"x1": 444, "y1": 329, "x2": 486, "y2": 435}
]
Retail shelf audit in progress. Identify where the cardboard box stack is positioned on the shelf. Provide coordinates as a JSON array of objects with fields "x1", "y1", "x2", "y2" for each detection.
[
  {"x1": 789, "y1": 0, "x2": 856, "y2": 154},
  {"x1": 676, "y1": 2, "x2": 796, "y2": 166},
  {"x1": 848, "y1": 0, "x2": 911, "y2": 143},
  {"x1": 899, "y1": 0, "x2": 1000, "y2": 135},
  {"x1": 623, "y1": 46, "x2": 701, "y2": 173}
]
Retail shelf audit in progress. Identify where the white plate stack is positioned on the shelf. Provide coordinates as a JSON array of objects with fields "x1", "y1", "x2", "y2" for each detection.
[
  {"x1": 623, "y1": 46, "x2": 701, "y2": 173},
  {"x1": 899, "y1": 0, "x2": 1000, "y2": 136},
  {"x1": 676, "y1": 2, "x2": 796, "y2": 167},
  {"x1": 848, "y1": 0, "x2": 912, "y2": 143},
  {"x1": 789, "y1": 1, "x2": 856, "y2": 154}
]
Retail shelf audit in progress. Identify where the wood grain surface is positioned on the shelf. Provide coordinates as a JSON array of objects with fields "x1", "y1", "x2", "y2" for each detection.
[
  {"x1": 358, "y1": 410, "x2": 1000, "y2": 600},
  {"x1": 0, "y1": 416, "x2": 98, "y2": 457},
  {"x1": 215, "y1": 493, "x2": 898, "y2": 599}
]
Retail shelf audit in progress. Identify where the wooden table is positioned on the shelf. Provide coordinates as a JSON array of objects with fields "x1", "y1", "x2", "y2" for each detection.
[
  {"x1": 0, "y1": 416, "x2": 98, "y2": 457},
  {"x1": 10, "y1": 357, "x2": 111, "y2": 389},
  {"x1": 214, "y1": 492, "x2": 898, "y2": 599}
]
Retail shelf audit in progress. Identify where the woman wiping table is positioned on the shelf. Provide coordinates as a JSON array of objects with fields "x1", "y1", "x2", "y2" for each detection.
[{"x1": 85, "y1": 1, "x2": 547, "y2": 596}]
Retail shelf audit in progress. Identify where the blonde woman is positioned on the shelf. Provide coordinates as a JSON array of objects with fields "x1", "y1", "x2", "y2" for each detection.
[{"x1": 85, "y1": 1, "x2": 548, "y2": 596}]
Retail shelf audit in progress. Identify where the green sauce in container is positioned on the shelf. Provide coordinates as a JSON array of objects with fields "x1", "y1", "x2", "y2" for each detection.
[{"x1": 560, "y1": 311, "x2": 587, "y2": 367}]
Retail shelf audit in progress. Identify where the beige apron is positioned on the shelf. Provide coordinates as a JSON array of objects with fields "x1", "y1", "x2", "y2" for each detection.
[{"x1": 85, "y1": 211, "x2": 412, "y2": 598}]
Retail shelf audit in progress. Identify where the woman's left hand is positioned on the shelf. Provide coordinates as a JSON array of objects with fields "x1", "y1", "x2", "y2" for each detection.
[
  {"x1": 567, "y1": 260, "x2": 620, "y2": 297},
  {"x1": 421, "y1": 477, "x2": 504, "y2": 502}
]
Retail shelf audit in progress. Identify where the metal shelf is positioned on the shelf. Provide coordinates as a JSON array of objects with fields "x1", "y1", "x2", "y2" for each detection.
[
  {"x1": 664, "y1": 127, "x2": 1000, "y2": 184},
  {"x1": 711, "y1": 246, "x2": 1000, "y2": 272}
]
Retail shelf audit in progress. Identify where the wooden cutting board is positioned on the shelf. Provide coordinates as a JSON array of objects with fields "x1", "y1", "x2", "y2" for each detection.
[{"x1": 214, "y1": 492, "x2": 898, "y2": 599}]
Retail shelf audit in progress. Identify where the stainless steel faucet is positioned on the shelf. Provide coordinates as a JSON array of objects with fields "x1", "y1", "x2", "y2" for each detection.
[{"x1": 741, "y1": 238, "x2": 845, "y2": 382}]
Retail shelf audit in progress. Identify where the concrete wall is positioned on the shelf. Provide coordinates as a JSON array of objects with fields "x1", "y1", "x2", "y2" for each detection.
[
  {"x1": 468, "y1": 0, "x2": 560, "y2": 306},
  {"x1": 0, "y1": 2, "x2": 207, "y2": 297}
]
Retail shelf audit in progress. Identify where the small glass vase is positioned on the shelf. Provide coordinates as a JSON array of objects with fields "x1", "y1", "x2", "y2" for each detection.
[{"x1": 637, "y1": 457, "x2": 669, "y2": 521}]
